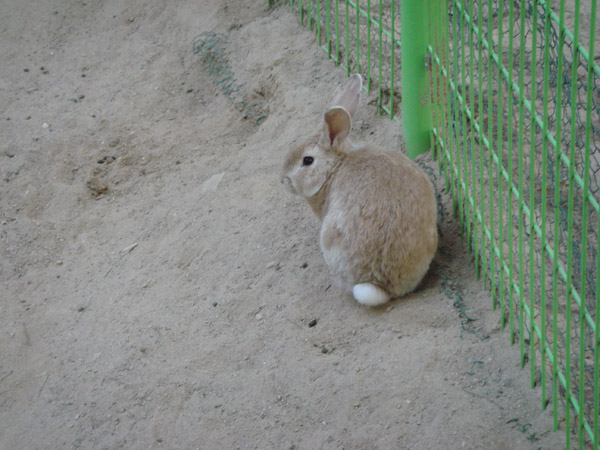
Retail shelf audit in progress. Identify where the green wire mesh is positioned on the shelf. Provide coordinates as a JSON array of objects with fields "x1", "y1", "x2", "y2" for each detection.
[
  {"x1": 271, "y1": 0, "x2": 402, "y2": 119},
  {"x1": 192, "y1": 32, "x2": 266, "y2": 123},
  {"x1": 272, "y1": 0, "x2": 600, "y2": 448},
  {"x1": 427, "y1": 0, "x2": 599, "y2": 447}
]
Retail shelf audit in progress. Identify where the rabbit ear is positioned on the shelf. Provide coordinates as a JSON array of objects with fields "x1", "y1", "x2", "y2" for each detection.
[
  {"x1": 330, "y1": 73, "x2": 362, "y2": 118},
  {"x1": 323, "y1": 106, "x2": 352, "y2": 146}
]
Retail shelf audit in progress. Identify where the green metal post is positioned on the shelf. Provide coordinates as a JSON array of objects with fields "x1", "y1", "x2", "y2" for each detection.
[{"x1": 401, "y1": 1, "x2": 431, "y2": 158}]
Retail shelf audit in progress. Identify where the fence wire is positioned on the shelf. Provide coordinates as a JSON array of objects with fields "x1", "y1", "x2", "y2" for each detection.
[
  {"x1": 428, "y1": 0, "x2": 600, "y2": 448},
  {"x1": 272, "y1": 0, "x2": 402, "y2": 119}
]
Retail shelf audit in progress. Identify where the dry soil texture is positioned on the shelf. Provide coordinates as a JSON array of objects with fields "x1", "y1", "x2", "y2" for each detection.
[{"x1": 1, "y1": 1, "x2": 565, "y2": 449}]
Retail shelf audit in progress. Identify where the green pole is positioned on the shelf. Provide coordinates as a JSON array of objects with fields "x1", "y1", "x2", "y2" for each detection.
[{"x1": 401, "y1": 1, "x2": 431, "y2": 158}]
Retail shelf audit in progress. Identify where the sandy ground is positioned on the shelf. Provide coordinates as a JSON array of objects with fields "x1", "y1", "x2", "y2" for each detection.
[{"x1": 1, "y1": 1, "x2": 566, "y2": 448}]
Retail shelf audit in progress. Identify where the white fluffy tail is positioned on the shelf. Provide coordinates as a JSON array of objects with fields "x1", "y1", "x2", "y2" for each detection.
[{"x1": 352, "y1": 283, "x2": 390, "y2": 306}]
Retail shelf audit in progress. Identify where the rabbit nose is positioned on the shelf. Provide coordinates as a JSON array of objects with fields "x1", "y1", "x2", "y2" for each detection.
[{"x1": 282, "y1": 176, "x2": 295, "y2": 194}]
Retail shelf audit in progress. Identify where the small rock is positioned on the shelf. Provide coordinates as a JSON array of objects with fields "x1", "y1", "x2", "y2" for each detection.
[
  {"x1": 255, "y1": 313, "x2": 263, "y2": 321},
  {"x1": 266, "y1": 261, "x2": 280, "y2": 270},
  {"x1": 201, "y1": 172, "x2": 225, "y2": 194},
  {"x1": 97, "y1": 155, "x2": 116, "y2": 164},
  {"x1": 24, "y1": 68, "x2": 29, "y2": 72},
  {"x1": 301, "y1": 262, "x2": 308, "y2": 269},
  {"x1": 121, "y1": 242, "x2": 138, "y2": 253},
  {"x1": 212, "y1": 302, "x2": 218, "y2": 307},
  {"x1": 308, "y1": 319, "x2": 317, "y2": 328},
  {"x1": 42, "y1": 122, "x2": 49, "y2": 129},
  {"x1": 56, "y1": 260, "x2": 63, "y2": 266},
  {"x1": 321, "y1": 347, "x2": 328, "y2": 354}
]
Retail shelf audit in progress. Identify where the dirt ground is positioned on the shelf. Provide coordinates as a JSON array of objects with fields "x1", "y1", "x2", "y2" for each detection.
[{"x1": 1, "y1": 1, "x2": 566, "y2": 448}]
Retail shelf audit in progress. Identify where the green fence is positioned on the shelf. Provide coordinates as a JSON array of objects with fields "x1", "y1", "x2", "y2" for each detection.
[{"x1": 270, "y1": 0, "x2": 600, "y2": 448}]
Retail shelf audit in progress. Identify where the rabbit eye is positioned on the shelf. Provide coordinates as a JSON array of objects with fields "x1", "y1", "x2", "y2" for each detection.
[{"x1": 302, "y1": 156, "x2": 314, "y2": 166}]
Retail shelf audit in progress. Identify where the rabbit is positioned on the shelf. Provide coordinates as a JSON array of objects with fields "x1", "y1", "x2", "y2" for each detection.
[{"x1": 281, "y1": 74, "x2": 438, "y2": 306}]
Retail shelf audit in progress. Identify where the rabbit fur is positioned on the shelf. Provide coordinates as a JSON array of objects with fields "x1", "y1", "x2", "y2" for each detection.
[{"x1": 281, "y1": 74, "x2": 438, "y2": 306}]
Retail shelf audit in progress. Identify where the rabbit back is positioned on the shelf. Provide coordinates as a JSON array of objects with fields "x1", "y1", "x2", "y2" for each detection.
[{"x1": 320, "y1": 145, "x2": 438, "y2": 299}]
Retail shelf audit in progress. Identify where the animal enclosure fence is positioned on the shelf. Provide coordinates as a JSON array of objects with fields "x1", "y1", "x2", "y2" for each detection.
[{"x1": 268, "y1": 0, "x2": 600, "y2": 448}]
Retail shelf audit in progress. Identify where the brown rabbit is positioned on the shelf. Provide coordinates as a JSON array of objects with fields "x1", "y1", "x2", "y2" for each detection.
[{"x1": 281, "y1": 74, "x2": 438, "y2": 306}]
